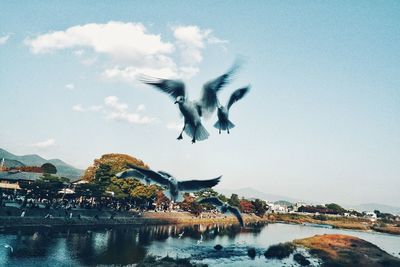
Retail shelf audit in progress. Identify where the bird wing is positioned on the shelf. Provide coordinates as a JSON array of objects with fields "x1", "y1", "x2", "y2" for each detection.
[
  {"x1": 126, "y1": 164, "x2": 170, "y2": 186},
  {"x1": 199, "y1": 63, "x2": 240, "y2": 116},
  {"x1": 197, "y1": 197, "x2": 224, "y2": 207},
  {"x1": 227, "y1": 85, "x2": 251, "y2": 110},
  {"x1": 157, "y1": 170, "x2": 173, "y2": 177},
  {"x1": 178, "y1": 176, "x2": 221, "y2": 192},
  {"x1": 139, "y1": 76, "x2": 186, "y2": 100},
  {"x1": 227, "y1": 206, "x2": 244, "y2": 227},
  {"x1": 115, "y1": 169, "x2": 146, "y2": 180}
]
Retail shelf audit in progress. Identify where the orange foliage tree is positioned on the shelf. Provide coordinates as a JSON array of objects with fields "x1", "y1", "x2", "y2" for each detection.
[{"x1": 81, "y1": 153, "x2": 149, "y2": 181}]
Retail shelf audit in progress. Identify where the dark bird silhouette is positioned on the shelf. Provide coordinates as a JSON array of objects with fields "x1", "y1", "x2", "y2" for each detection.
[
  {"x1": 140, "y1": 63, "x2": 239, "y2": 143},
  {"x1": 117, "y1": 165, "x2": 221, "y2": 202},
  {"x1": 214, "y1": 85, "x2": 250, "y2": 134},
  {"x1": 198, "y1": 197, "x2": 244, "y2": 227}
]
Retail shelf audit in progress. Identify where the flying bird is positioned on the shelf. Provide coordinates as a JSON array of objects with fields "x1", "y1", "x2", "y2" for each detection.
[
  {"x1": 178, "y1": 231, "x2": 185, "y2": 239},
  {"x1": 140, "y1": 63, "x2": 239, "y2": 143},
  {"x1": 4, "y1": 244, "x2": 13, "y2": 253},
  {"x1": 115, "y1": 168, "x2": 151, "y2": 184},
  {"x1": 118, "y1": 164, "x2": 221, "y2": 202},
  {"x1": 197, "y1": 234, "x2": 203, "y2": 245},
  {"x1": 198, "y1": 197, "x2": 244, "y2": 227},
  {"x1": 214, "y1": 86, "x2": 250, "y2": 134}
]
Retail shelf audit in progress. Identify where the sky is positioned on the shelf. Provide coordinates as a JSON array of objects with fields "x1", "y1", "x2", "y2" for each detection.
[{"x1": 0, "y1": 1, "x2": 399, "y2": 206}]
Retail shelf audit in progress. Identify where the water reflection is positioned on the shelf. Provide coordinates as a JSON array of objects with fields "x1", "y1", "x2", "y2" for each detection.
[{"x1": 0, "y1": 223, "x2": 398, "y2": 267}]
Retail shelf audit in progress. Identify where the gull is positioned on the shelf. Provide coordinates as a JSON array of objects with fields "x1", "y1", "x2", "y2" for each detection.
[
  {"x1": 197, "y1": 234, "x2": 203, "y2": 245},
  {"x1": 140, "y1": 63, "x2": 239, "y2": 143},
  {"x1": 214, "y1": 86, "x2": 250, "y2": 134},
  {"x1": 4, "y1": 244, "x2": 13, "y2": 253},
  {"x1": 115, "y1": 169, "x2": 151, "y2": 184},
  {"x1": 198, "y1": 197, "x2": 244, "y2": 227},
  {"x1": 178, "y1": 231, "x2": 185, "y2": 239},
  {"x1": 117, "y1": 165, "x2": 221, "y2": 202}
]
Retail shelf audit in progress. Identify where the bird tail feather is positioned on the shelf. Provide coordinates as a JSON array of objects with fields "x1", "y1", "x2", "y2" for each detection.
[
  {"x1": 185, "y1": 123, "x2": 209, "y2": 141},
  {"x1": 213, "y1": 120, "x2": 235, "y2": 130}
]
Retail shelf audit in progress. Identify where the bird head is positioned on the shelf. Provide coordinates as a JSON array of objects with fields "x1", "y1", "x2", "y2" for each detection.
[
  {"x1": 174, "y1": 96, "x2": 185, "y2": 104},
  {"x1": 168, "y1": 176, "x2": 177, "y2": 184}
]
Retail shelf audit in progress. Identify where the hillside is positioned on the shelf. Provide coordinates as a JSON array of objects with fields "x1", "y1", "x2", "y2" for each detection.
[
  {"x1": 2, "y1": 159, "x2": 25, "y2": 168},
  {"x1": 0, "y1": 148, "x2": 83, "y2": 179}
]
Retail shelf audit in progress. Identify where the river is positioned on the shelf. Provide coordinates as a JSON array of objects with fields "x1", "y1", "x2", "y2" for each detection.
[{"x1": 0, "y1": 223, "x2": 399, "y2": 266}]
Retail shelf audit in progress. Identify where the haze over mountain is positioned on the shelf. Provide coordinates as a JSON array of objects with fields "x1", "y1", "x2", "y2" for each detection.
[
  {"x1": 0, "y1": 148, "x2": 83, "y2": 179},
  {"x1": 218, "y1": 187, "x2": 302, "y2": 203},
  {"x1": 219, "y1": 187, "x2": 400, "y2": 215},
  {"x1": 343, "y1": 203, "x2": 400, "y2": 216}
]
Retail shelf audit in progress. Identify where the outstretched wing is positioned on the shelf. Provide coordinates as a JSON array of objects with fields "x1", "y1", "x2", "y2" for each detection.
[
  {"x1": 199, "y1": 63, "x2": 240, "y2": 116},
  {"x1": 227, "y1": 206, "x2": 244, "y2": 227},
  {"x1": 197, "y1": 197, "x2": 224, "y2": 207},
  {"x1": 126, "y1": 164, "x2": 170, "y2": 186},
  {"x1": 178, "y1": 176, "x2": 221, "y2": 192},
  {"x1": 139, "y1": 76, "x2": 186, "y2": 100},
  {"x1": 227, "y1": 85, "x2": 251, "y2": 110},
  {"x1": 115, "y1": 169, "x2": 146, "y2": 180},
  {"x1": 157, "y1": 170, "x2": 173, "y2": 178}
]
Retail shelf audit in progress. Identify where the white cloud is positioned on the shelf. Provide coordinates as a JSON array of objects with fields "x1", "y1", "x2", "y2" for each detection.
[
  {"x1": 65, "y1": 83, "x2": 75, "y2": 90},
  {"x1": 72, "y1": 104, "x2": 103, "y2": 112},
  {"x1": 29, "y1": 138, "x2": 56, "y2": 148},
  {"x1": 72, "y1": 104, "x2": 85, "y2": 112},
  {"x1": 137, "y1": 104, "x2": 146, "y2": 112},
  {"x1": 166, "y1": 121, "x2": 184, "y2": 132},
  {"x1": 0, "y1": 35, "x2": 10, "y2": 45},
  {"x1": 104, "y1": 96, "x2": 155, "y2": 124},
  {"x1": 25, "y1": 21, "x2": 227, "y2": 82},
  {"x1": 172, "y1": 25, "x2": 228, "y2": 66},
  {"x1": 25, "y1": 21, "x2": 173, "y2": 57}
]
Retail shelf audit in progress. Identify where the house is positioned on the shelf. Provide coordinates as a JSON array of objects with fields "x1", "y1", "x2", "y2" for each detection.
[
  {"x1": 364, "y1": 211, "x2": 378, "y2": 221},
  {"x1": 0, "y1": 170, "x2": 42, "y2": 190}
]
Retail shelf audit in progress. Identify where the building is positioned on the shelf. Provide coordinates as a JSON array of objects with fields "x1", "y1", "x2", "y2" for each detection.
[{"x1": 0, "y1": 170, "x2": 42, "y2": 190}]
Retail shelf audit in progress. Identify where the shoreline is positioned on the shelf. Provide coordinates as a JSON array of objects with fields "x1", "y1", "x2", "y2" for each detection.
[{"x1": 0, "y1": 211, "x2": 399, "y2": 236}]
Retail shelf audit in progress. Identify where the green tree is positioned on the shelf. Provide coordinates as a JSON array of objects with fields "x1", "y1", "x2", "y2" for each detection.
[
  {"x1": 228, "y1": 194, "x2": 240, "y2": 207},
  {"x1": 25, "y1": 174, "x2": 69, "y2": 199},
  {"x1": 252, "y1": 198, "x2": 268, "y2": 217},
  {"x1": 41, "y1": 163, "x2": 57, "y2": 174},
  {"x1": 325, "y1": 203, "x2": 347, "y2": 214},
  {"x1": 74, "y1": 183, "x2": 104, "y2": 198}
]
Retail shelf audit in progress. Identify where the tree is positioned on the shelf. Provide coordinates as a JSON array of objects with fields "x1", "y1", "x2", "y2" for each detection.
[
  {"x1": 228, "y1": 194, "x2": 240, "y2": 207},
  {"x1": 325, "y1": 203, "x2": 347, "y2": 214},
  {"x1": 24, "y1": 174, "x2": 69, "y2": 199},
  {"x1": 252, "y1": 199, "x2": 268, "y2": 217},
  {"x1": 239, "y1": 199, "x2": 254, "y2": 213},
  {"x1": 41, "y1": 163, "x2": 57, "y2": 174},
  {"x1": 81, "y1": 153, "x2": 149, "y2": 182}
]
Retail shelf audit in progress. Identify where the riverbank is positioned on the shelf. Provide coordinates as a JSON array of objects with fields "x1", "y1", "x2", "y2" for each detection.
[
  {"x1": 292, "y1": 234, "x2": 400, "y2": 266},
  {"x1": 0, "y1": 207, "x2": 399, "y2": 236},
  {"x1": 267, "y1": 213, "x2": 400, "y2": 235},
  {"x1": 133, "y1": 233, "x2": 400, "y2": 267}
]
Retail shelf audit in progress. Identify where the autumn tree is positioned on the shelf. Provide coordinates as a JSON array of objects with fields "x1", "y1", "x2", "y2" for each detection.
[{"x1": 239, "y1": 199, "x2": 254, "y2": 213}]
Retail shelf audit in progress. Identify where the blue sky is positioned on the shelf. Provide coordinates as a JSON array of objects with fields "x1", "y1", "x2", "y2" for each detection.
[{"x1": 1, "y1": 1, "x2": 399, "y2": 206}]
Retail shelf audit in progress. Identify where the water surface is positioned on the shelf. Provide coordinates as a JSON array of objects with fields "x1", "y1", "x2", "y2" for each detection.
[{"x1": 0, "y1": 223, "x2": 399, "y2": 266}]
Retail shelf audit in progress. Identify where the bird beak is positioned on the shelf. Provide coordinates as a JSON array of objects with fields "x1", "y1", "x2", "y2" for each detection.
[{"x1": 174, "y1": 101, "x2": 178, "y2": 104}]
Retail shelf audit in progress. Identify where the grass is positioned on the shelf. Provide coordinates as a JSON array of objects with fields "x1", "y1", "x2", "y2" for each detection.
[{"x1": 293, "y1": 234, "x2": 400, "y2": 267}]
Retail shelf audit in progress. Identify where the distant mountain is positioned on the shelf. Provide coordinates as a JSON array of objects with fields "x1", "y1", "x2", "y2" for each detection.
[
  {"x1": 2, "y1": 159, "x2": 25, "y2": 168},
  {"x1": 0, "y1": 148, "x2": 83, "y2": 180},
  {"x1": 344, "y1": 203, "x2": 400, "y2": 216},
  {"x1": 217, "y1": 187, "x2": 301, "y2": 203}
]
